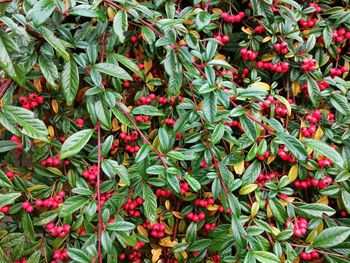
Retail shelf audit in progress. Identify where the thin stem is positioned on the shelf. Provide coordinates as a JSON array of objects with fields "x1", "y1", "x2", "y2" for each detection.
[
  {"x1": 96, "y1": 121, "x2": 103, "y2": 263},
  {"x1": 0, "y1": 79, "x2": 13, "y2": 99},
  {"x1": 290, "y1": 243, "x2": 348, "y2": 259}
]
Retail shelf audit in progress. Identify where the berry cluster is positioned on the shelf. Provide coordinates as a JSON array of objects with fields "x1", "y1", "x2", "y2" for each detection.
[
  {"x1": 14, "y1": 259, "x2": 27, "y2": 263},
  {"x1": 256, "y1": 151, "x2": 271, "y2": 161},
  {"x1": 186, "y1": 211, "x2": 206, "y2": 222},
  {"x1": 294, "y1": 176, "x2": 333, "y2": 189},
  {"x1": 164, "y1": 118, "x2": 176, "y2": 127},
  {"x1": 274, "y1": 41, "x2": 288, "y2": 54},
  {"x1": 5, "y1": 171, "x2": 15, "y2": 181},
  {"x1": 211, "y1": 255, "x2": 221, "y2": 263},
  {"x1": 123, "y1": 197, "x2": 143, "y2": 217},
  {"x1": 21, "y1": 201, "x2": 34, "y2": 213},
  {"x1": 95, "y1": 192, "x2": 113, "y2": 210},
  {"x1": 256, "y1": 61, "x2": 289, "y2": 73},
  {"x1": 318, "y1": 158, "x2": 333, "y2": 168},
  {"x1": 155, "y1": 188, "x2": 172, "y2": 198},
  {"x1": 330, "y1": 66, "x2": 348, "y2": 78},
  {"x1": 180, "y1": 182, "x2": 190, "y2": 195},
  {"x1": 301, "y1": 58, "x2": 317, "y2": 72},
  {"x1": 204, "y1": 222, "x2": 217, "y2": 231},
  {"x1": 130, "y1": 34, "x2": 142, "y2": 44},
  {"x1": 136, "y1": 93, "x2": 156, "y2": 105},
  {"x1": 240, "y1": 48, "x2": 258, "y2": 61},
  {"x1": 256, "y1": 172, "x2": 278, "y2": 186},
  {"x1": 194, "y1": 198, "x2": 215, "y2": 207},
  {"x1": 286, "y1": 217, "x2": 308, "y2": 237},
  {"x1": 308, "y1": 3, "x2": 321, "y2": 13},
  {"x1": 19, "y1": 93, "x2": 44, "y2": 110},
  {"x1": 332, "y1": 28, "x2": 350, "y2": 43},
  {"x1": 224, "y1": 119, "x2": 244, "y2": 132},
  {"x1": 40, "y1": 154, "x2": 61, "y2": 167},
  {"x1": 299, "y1": 18, "x2": 318, "y2": 29},
  {"x1": 46, "y1": 222, "x2": 71, "y2": 238},
  {"x1": 300, "y1": 250, "x2": 320, "y2": 261},
  {"x1": 213, "y1": 33, "x2": 230, "y2": 44},
  {"x1": 119, "y1": 131, "x2": 140, "y2": 154},
  {"x1": 221, "y1": 12, "x2": 245, "y2": 23},
  {"x1": 300, "y1": 124, "x2": 317, "y2": 138},
  {"x1": 109, "y1": 140, "x2": 119, "y2": 152},
  {"x1": 10, "y1": 135, "x2": 23, "y2": 154},
  {"x1": 218, "y1": 206, "x2": 231, "y2": 214},
  {"x1": 278, "y1": 146, "x2": 296, "y2": 163},
  {"x1": 135, "y1": 115, "x2": 150, "y2": 123},
  {"x1": 81, "y1": 165, "x2": 98, "y2": 184},
  {"x1": 149, "y1": 223, "x2": 166, "y2": 238},
  {"x1": 53, "y1": 248, "x2": 69, "y2": 261},
  {"x1": 35, "y1": 191, "x2": 65, "y2": 209},
  {"x1": 305, "y1": 110, "x2": 322, "y2": 124}
]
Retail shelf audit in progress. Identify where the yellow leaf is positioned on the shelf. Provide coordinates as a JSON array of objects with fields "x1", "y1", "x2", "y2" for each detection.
[
  {"x1": 288, "y1": 165, "x2": 298, "y2": 182},
  {"x1": 241, "y1": 27, "x2": 252, "y2": 35},
  {"x1": 271, "y1": 227, "x2": 280, "y2": 236},
  {"x1": 305, "y1": 228, "x2": 318, "y2": 244},
  {"x1": 52, "y1": 100, "x2": 59, "y2": 113},
  {"x1": 251, "y1": 202, "x2": 259, "y2": 217},
  {"x1": 146, "y1": 72, "x2": 155, "y2": 91},
  {"x1": 144, "y1": 60, "x2": 152, "y2": 74},
  {"x1": 137, "y1": 225, "x2": 148, "y2": 237},
  {"x1": 262, "y1": 36, "x2": 271, "y2": 43},
  {"x1": 189, "y1": 30, "x2": 200, "y2": 39},
  {"x1": 250, "y1": 82, "x2": 270, "y2": 90},
  {"x1": 261, "y1": 54, "x2": 275, "y2": 61},
  {"x1": 266, "y1": 204, "x2": 273, "y2": 218},
  {"x1": 172, "y1": 211, "x2": 183, "y2": 219},
  {"x1": 118, "y1": 182, "x2": 126, "y2": 187},
  {"x1": 313, "y1": 126, "x2": 324, "y2": 140},
  {"x1": 207, "y1": 205, "x2": 218, "y2": 212},
  {"x1": 112, "y1": 118, "x2": 120, "y2": 132},
  {"x1": 48, "y1": 125, "x2": 55, "y2": 138},
  {"x1": 239, "y1": 184, "x2": 258, "y2": 195},
  {"x1": 316, "y1": 196, "x2": 329, "y2": 205},
  {"x1": 267, "y1": 154, "x2": 276, "y2": 164},
  {"x1": 152, "y1": 248, "x2": 162, "y2": 263},
  {"x1": 316, "y1": 221, "x2": 324, "y2": 233},
  {"x1": 233, "y1": 160, "x2": 245, "y2": 175},
  {"x1": 27, "y1": 185, "x2": 47, "y2": 192},
  {"x1": 165, "y1": 200, "x2": 170, "y2": 210},
  {"x1": 165, "y1": 225, "x2": 173, "y2": 235},
  {"x1": 344, "y1": 61, "x2": 349, "y2": 78},
  {"x1": 121, "y1": 124, "x2": 127, "y2": 133},
  {"x1": 212, "y1": 8, "x2": 222, "y2": 14},
  {"x1": 305, "y1": 165, "x2": 317, "y2": 171},
  {"x1": 214, "y1": 54, "x2": 226, "y2": 60}
]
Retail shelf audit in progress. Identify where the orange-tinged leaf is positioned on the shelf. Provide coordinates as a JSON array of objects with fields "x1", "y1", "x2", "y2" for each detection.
[
  {"x1": 52, "y1": 100, "x2": 59, "y2": 113},
  {"x1": 212, "y1": 8, "x2": 222, "y2": 14},
  {"x1": 271, "y1": 227, "x2": 280, "y2": 236},
  {"x1": 189, "y1": 30, "x2": 200, "y2": 38},
  {"x1": 27, "y1": 185, "x2": 47, "y2": 192},
  {"x1": 137, "y1": 225, "x2": 148, "y2": 237},
  {"x1": 267, "y1": 154, "x2": 276, "y2": 164},
  {"x1": 112, "y1": 118, "x2": 120, "y2": 131},
  {"x1": 165, "y1": 200, "x2": 170, "y2": 210},
  {"x1": 292, "y1": 81, "x2": 301, "y2": 96},
  {"x1": 316, "y1": 196, "x2": 329, "y2": 205},
  {"x1": 234, "y1": 160, "x2": 245, "y2": 175},
  {"x1": 172, "y1": 211, "x2": 182, "y2": 219},
  {"x1": 261, "y1": 54, "x2": 275, "y2": 61},
  {"x1": 165, "y1": 225, "x2": 173, "y2": 235},
  {"x1": 152, "y1": 248, "x2": 162, "y2": 263},
  {"x1": 121, "y1": 123, "x2": 127, "y2": 133},
  {"x1": 48, "y1": 125, "x2": 55, "y2": 138},
  {"x1": 33, "y1": 78, "x2": 42, "y2": 93},
  {"x1": 214, "y1": 54, "x2": 226, "y2": 60},
  {"x1": 144, "y1": 60, "x2": 153, "y2": 74},
  {"x1": 314, "y1": 126, "x2": 324, "y2": 140},
  {"x1": 267, "y1": 204, "x2": 273, "y2": 218},
  {"x1": 288, "y1": 165, "x2": 298, "y2": 182},
  {"x1": 207, "y1": 205, "x2": 218, "y2": 212}
]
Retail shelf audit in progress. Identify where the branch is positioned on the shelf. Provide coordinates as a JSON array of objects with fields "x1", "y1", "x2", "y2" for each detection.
[
  {"x1": 96, "y1": 121, "x2": 103, "y2": 263},
  {"x1": 0, "y1": 79, "x2": 13, "y2": 99}
]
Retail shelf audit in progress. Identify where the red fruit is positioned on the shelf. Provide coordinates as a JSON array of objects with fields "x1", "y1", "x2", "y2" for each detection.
[
  {"x1": 76, "y1": 118, "x2": 84, "y2": 127},
  {"x1": 62, "y1": 224, "x2": 71, "y2": 232},
  {"x1": 19, "y1": 96, "x2": 28, "y2": 104},
  {"x1": 28, "y1": 93, "x2": 38, "y2": 101},
  {"x1": 36, "y1": 96, "x2": 44, "y2": 104}
]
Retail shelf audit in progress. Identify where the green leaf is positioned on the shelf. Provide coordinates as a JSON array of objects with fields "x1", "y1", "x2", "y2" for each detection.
[
  {"x1": 253, "y1": 251, "x2": 280, "y2": 263},
  {"x1": 323, "y1": 25, "x2": 332, "y2": 48},
  {"x1": 0, "y1": 34, "x2": 24, "y2": 86},
  {"x1": 67, "y1": 248, "x2": 91, "y2": 263},
  {"x1": 196, "y1": 11, "x2": 211, "y2": 30},
  {"x1": 166, "y1": 173, "x2": 180, "y2": 193},
  {"x1": 60, "y1": 129, "x2": 94, "y2": 159},
  {"x1": 2, "y1": 106, "x2": 49, "y2": 143},
  {"x1": 211, "y1": 122, "x2": 225, "y2": 144},
  {"x1": 240, "y1": 115, "x2": 259, "y2": 141},
  {"x1": 313, "y1": 227, "x2": 350, "y2": 248},
  {"x1": 112, "y1": 105, "x2": 135, "y2": 128},
  {"x1": 142, "y1": 184, "x2": 157, "y2": 224},
  {"x1": 22, "y1": 212, "x2": 35, "y2": 242},
  {"x1": 295, "y1": 203, "x2": 336, "y2": 218},
  {"x1": 113, "y1": 10, "x2": 128, "y2": 43},
  {"x1": 277, "y1": 132, "x2": 308, "y2": 163},
  {"x1": 39, "y1": 55, "x2": 58, "y2": 89},
  {"x1": 158, "y1": 128, "x2": 171, "y2": 152},
  {"x1": 0, "y1": 192, "x2": 21, "y2": 207},
  {"x1": 302, "y1": 139, "x2": 344, "y2": 167},
  {"x1": 26, "y1": 251, "x2": 41, "y2": 263},
  {"x1": 40, "y1": 27, "x2": 70, "y2": 61},
  {"x1": 330, "y1": 93, "x2": 350, "y2": 116},
  {"x1": 0, "y1": 140, "x2": 19, "y2": 153},
  {"x1": 0, "y1": 170, "x2": 13, "y2": 188},
  {"x1": 341, "y1": 190, "x2": 350, "y2": 215},
  {"x1": 113, "y1": 54, "x2": 145, "y2": 81},
  {"x1": 58, "y1": 196, "x2": 89, "y2": 218},
  {"x1": 61, "y1": 60, "x2": 79, "y2": 106},
  {"x1": 203, "y1": 92, "x2": 217, "y2": 124},
  {"x1": 95, "y1": 100, "x2": 111, "y2": 129},
  {"x1": 132, "y1": 105, "x2": 164, "y2": 116},
  {"x1": 70, "y1": 5, "x2": 106, "y2": 19},
  {"x1": 135, "y1": 144, "x2": 151, "y2": 162},
  {"x1": 307, "y1": 77, "x2": 321, "y2": 107},
  {"x1": 141, "y1": 25, "x2": 156, "y2": 45},
  {"x1": 94, "y1": 63, "x2": 132, "y2": 80},
  {"x1": 27, "y1": 0, "x2": 56, "y2": 27},
  {"x1": 184, "y1": 173, "x2": 201, "y2": 192},
  {"x1": 107, "y1": 221, "x2": 135, "y2": 231}
]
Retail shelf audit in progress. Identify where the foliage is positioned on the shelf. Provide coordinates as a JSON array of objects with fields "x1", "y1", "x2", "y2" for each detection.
[{"x1": 0, "y1": 0, "x2": 350, "y2": 262}]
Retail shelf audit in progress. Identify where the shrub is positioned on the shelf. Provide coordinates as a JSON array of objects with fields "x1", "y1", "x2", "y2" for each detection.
[{"x1": 0, "y1": 0, "x2": 350, "y2": 262}]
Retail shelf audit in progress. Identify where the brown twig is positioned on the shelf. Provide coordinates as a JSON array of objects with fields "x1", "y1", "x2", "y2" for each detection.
[
  {"x1": 290, "y1": 243, "x2": 348, "y2": 259},
  {"x1": 0, "y1": 79, "x2": 13, "y2": 99},
  {"x1": 96, "y1": 121, "x2": 103, "y2": 263}
]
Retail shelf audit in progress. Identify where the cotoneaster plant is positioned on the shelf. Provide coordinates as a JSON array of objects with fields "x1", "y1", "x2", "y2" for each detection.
[{"x1": 0, "y1": 0, "x2": 350, "y2": 263}]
